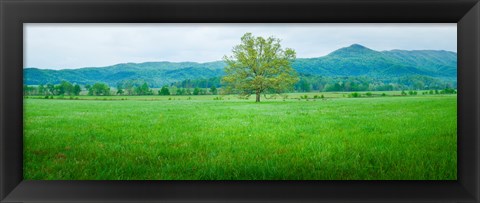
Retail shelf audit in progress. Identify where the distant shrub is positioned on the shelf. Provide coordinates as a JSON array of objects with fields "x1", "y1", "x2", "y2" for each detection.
[
  {"x1": 382, "y1": 93, "x2": 386, "y2": 96},
  {"x1": 350, "y1": 92, "x2": 360, "y2": 98},
  {"x1": 365, "y1": 92, "x2": 372, "y2": 97},
  {"x1": 213, "y1": 96, "x2": 224, "y2": 100},
  {"x1": 168, "y1": 98, "x2": 172, "y2": 100},
  {"x1": 321, "y1": 94, "x2": 324, "y2": 99},
  {"x1": 49, "y1": 95, "x2": 54, "y2": 99},
  {"x1": 429, "y1": 90, "x2": 434, "y2": 94},
  {"x1": 401, "y1": 90, "x2": 407, "y2": 96},
  {"x1": 313, "y1": 95, "x2": 318, "y2": 99},
  {"x1": 408, "y1": 90, "x2": 417, "y2": 95}
]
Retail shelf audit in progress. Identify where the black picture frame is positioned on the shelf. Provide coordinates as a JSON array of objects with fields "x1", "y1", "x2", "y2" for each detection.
[{"x1": 1, "y1": 0, "x2": 479, "y2": 202}]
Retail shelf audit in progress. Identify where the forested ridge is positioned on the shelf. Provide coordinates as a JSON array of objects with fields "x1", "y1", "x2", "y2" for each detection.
[{"x1": 24, "y1": 44, "x2": 457, "y2": 92}]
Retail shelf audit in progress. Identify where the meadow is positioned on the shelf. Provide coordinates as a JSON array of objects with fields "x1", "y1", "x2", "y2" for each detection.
[{"x1": 23, "y1": 92, "x2": 457, "y2": 180}]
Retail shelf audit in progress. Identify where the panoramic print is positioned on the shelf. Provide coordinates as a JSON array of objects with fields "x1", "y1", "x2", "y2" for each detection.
[{"x1": 23, "y1": 23, "x2": 457, "y2": 180}]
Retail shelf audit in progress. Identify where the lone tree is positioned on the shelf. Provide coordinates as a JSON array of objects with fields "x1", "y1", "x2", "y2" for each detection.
[{"x1": 223, "y1": 33, "x2": 298, "y2": 102}]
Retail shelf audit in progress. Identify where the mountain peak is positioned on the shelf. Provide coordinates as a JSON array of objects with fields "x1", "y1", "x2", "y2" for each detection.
[
  {"x1": 348, "y1": 44, "x2": 368, "y2": 49},
  {"x1": 328, "y1": 44, "x2": 376, "y2": 57}
]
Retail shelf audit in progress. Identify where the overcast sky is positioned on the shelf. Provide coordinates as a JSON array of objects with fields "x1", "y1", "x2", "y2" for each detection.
[{"x1": 24, "y1": 23, "x2": 457, "y2": 70}]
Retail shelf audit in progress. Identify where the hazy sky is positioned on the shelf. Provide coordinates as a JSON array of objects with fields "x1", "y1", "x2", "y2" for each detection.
[{"x1": 24, "y1": 23, "x2": 457, "y2": 70}]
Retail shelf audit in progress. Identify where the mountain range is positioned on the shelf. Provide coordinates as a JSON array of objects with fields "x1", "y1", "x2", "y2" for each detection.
[{"x1": 24, "y1": 44, "x2": 457, "y2": 87}]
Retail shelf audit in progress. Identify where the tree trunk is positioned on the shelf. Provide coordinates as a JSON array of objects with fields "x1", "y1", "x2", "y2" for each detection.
[{"x1": 256, "y1": 91, "x2": 261, "y2": 102}]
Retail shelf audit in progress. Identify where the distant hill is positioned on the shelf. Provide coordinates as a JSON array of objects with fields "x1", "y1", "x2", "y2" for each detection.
[
  {"x1": 292, "y1": 44, "x2": 456, "y2": 79},
  {"x1": 24, "y1": 61, "x2": 225, "y2": 87},
  {"x1": 24, "y1": 44, "x2": 457, "y2": 87}
]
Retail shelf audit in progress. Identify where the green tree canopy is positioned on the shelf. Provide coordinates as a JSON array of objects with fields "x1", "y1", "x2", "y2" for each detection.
[
  {"x1": 90, "y1": 83, "x2": 110, "y2": 96},
  {"x1": 222, "y1": 33, "x2": 298, "y2": 102},
  {"x1": 159, "y1": 86, "x2": 170, "y2": 95},
  {"x1": 73, "y1": 84, "x2": 81, "y2": 96}
]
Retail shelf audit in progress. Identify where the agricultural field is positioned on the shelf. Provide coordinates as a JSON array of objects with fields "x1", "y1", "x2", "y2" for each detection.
[{"x1": 23, "y1": 92, "x2": 457, "y2": 180}]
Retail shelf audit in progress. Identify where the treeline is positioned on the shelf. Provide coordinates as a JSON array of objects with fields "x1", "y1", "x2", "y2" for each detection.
[
  {"x1": 23, "y1": 81, "x2": 81, "y2": 96},
  {"x1": 169, "y1": 75, "x2": 457, "y2": 93},
  {"x1": 295, "y1": 75, "x2": 456, "y2": 92},
  {"x1": 170, "y1": 77, "x2": 222, "y2": 89},
  {"x1": 116, "y1": 79, "x2": 218, "y2": 96},
  {"x1": 344, "y1": 88, "x2": 457, "y2": 98},
  {"x1": 86, "y1": 83, "x2": 111, "y2": 96},
  {"x1": 157, "y1": 86, "x2": 218, "y2": 96},
  {"x1": 23, "y1": 81, "x2": 112, "y2": 96},
  {"x1": 24, "y1": 80, "x2": 220, "y2": 96},
  {"x1": 25, "y1": 80, "x2": 170, "y2": 96},
  {"x1": 24, "y1": 74, "x2": 457, "y2": 97},
  {"x1": 116, "y1": 80, "x2": 153, "y2": 96}
]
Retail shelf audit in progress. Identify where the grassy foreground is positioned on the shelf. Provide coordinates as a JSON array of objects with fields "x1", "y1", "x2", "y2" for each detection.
[{"x1": 24, "y1": 93, "x2": 457, "y2": 180}]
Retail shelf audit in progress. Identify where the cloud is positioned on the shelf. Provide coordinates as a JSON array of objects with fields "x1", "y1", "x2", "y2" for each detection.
[{"x1": 24, "y1": 23, "x2": 456, "y2": 70}]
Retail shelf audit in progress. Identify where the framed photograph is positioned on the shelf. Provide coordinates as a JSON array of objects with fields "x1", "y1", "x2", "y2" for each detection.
[{"x1": 1, "y1": 0, "x2": 479, "y2": 202}]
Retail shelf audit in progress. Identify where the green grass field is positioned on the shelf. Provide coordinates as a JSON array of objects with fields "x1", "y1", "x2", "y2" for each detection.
[{"x1": 23, "y1": 92, "x2": 457, "y2": 180}]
